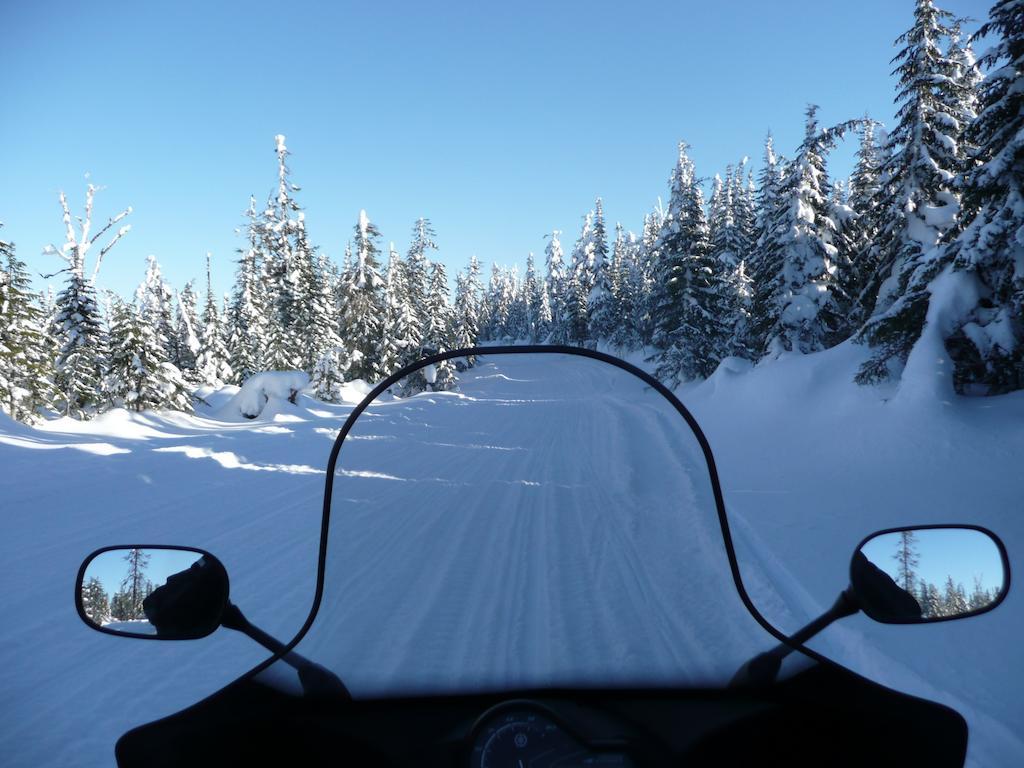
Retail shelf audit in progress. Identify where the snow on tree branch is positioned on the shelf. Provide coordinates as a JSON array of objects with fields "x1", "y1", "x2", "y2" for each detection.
[{"x1": 43, "y1": 184, "x2": 132, "y2": 284}]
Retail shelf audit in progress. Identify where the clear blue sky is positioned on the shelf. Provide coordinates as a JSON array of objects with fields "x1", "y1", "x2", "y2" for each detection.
[
  {"x1": 861, "y1": 528, "x2": 1005, "y2": 596},
  {"x1": 1, "y1": 0, "x2": 989, "y2": 302}
]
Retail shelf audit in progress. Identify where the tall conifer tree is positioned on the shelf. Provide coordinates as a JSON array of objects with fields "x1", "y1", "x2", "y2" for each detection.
[{"x1": 856, "y1": 0, "x2": 974, "y2": 384}]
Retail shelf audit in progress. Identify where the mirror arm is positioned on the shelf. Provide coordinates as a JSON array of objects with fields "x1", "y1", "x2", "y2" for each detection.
[
  {"x1": 220, "y1": 603, "x2": 351, "y2": 700},
  {"x1": 731, "y1": 587, "x2": 861, "y2": 687},
  {"x1": 221, "y1": 603, "x2": 288, "y2": 656}
]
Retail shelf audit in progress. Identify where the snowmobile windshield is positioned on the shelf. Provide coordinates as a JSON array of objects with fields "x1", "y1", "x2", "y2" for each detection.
[{"x1": 258, "y1": 349, "x2": 801, "y2": 697}]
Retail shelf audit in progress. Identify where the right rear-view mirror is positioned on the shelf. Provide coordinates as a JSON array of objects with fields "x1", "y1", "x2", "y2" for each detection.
[
  {"x1": 76, "y1": 545, "x2": 230, "y2": 640},
  {"x1": 850, "y1": 525, "x2": 1009, "y2": 624}
]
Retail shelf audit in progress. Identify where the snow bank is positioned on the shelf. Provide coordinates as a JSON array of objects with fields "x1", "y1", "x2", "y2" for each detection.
[
  {"x1": 897, "y1": 265, "x2": 980, "y2": 403},
  {"x1": 322, "y1": 377, "x2": 374, "y2": 405},
  {"x1": 217, "y1": 371, "x2": 311, "y2": 420}
]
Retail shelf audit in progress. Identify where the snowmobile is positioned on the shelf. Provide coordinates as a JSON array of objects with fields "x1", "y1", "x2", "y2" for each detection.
[{"x1": 76, "y1": 346, "x2": 1010, "y2": 767}]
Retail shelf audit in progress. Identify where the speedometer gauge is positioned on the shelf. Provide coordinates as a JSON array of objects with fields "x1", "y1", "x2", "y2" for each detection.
[{"x1": 470, "y1": 705, "x2": 633, "y2": 768}]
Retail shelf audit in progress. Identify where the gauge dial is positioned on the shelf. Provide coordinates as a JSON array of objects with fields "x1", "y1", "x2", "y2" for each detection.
[
  {"x1": 472, "y1": 709, "x2": 570, "y2": 768},
  {"x1": 470, "y1": 706, "x2": 634, "y2": 768}
]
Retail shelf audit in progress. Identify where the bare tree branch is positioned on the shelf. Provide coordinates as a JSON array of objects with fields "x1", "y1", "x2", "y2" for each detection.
[
  {"x1": 87, "y1": 206, "x2": 132, "y2": 248},
  {"x1": 39, "y1": 266, "x2": 72, "y2": 280},
  {"x1": 92, "y1": 224, "x2": 132, "y2": 284},
  {"x1": 46, "y1": 186, "x2": 132, "y2": 283},
  {"x1": 81, "y1": 183, "x2": 96, "y2": 251},
  {"x1": 59, "y1": 191, "x2": 76, "y2": 263}
]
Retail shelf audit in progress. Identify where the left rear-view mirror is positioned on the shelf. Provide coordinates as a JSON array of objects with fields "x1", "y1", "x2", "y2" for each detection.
[
  {"x1": 850, "y1": 525, "x2": 1009, "y2": 624},
  {"x1": 76, "y1": 546, "x2": 229, "y2": 639}
]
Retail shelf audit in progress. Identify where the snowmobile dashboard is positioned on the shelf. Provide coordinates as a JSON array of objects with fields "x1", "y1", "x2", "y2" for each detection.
[{"x1": 112, "y1": 663, "x2": 970, "y2": 767}]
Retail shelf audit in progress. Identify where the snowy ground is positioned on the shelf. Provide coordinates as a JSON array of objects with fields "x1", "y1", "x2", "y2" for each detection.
[{"x1": 1, "y1": 346, "x2": 1022, "y2": 767}]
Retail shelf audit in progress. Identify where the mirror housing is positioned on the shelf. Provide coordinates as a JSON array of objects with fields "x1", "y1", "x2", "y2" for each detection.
[
  {"x1": 850, "y1": 525, "x2": 1009, "y2": 624},
  {"x1": 76, "y1": 545, "x2": 230, "y2": 640}
]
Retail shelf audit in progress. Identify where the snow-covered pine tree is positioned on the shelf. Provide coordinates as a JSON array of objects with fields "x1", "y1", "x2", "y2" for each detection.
[
  {"x1": 969, "y1": 575, "x2": 992, "y2": 610},
  {"x1": 104, "y1": 293, "x2": 193, "y2": 413},
  {"x1": 855, "y1": 0, "x2": 974, "y2": 385},
  {"x1": 746, "y1": 135, "x2": 788, "y2": 357},
  {"x1": 918, "y1": 578, "x2": 944, "y2": 617},
  {"x1": 606, "y1": 223, "x2": 635, "y2": 350},
  {"x1": 51, "y1": 281, "x2": 106, "y2": 417},
  {"x1": 261, "y1": 135, "x2": 304, "y2": 372},
  {"x1": 119, "y1": 548, "x2": 151, "y2": 620},
  {"x1": 586, "y1": 200, "x2": 615, "y2": 344},
  {"x1": 307, "y1": 252, "x2": 350, "y2": 400},
  {"x1": 453, "y1": 257, "x2": 482, "y2": 365},
  {"x1": 537, "y1": 278, "x2": 553, "y2": 340},
  {"x1": 227, "y1": 196, "x2": 269, "y2": 384},
  {"x1": 379, "y1": 244, "x2": 419, "y2": 387},
  {"x1": 843, "y1": 120, "x2": 887, "y2": 330},
  {"x1": 544, "y1": 230, "x2": 569, "y2": 344},
  {"x1": 429, "y1": 354, "x2": 458, "y2": 392},
  {"x1": 522, "y1": 253, "x2": 544, "y2": 342},
  {"x1": 503, "y1": 266, "x2": 528, "y2": 341},
  {"x1": 0, "y1": 228, "x2": 55, "y2": 422},
  {"x1": 943, "y1": 576, "x2": 969, "y2": 615},
  {"x1": 452, "y1": 273, "x2": 476, "y2": 355},
  {"x1": 195, "y1": 254, "x2": 233, "y2": 387},
  {"x1": 632, "y1": 210, "x2": 663, "y2": 348},
  {"x1": 309, "y1": 345, "x2": 352, "y2": 403},
  {"x1": 828, "y1": 179, "x2": 860, "y2": 340},
  {"x1": 758, "y1": 106, "x2": 856, "y2": 357},
  {"x1": 565, "y1": 210, "x2": 595, "y2": 344},
  {"x1": 81, "y1": 576, "x2": 110, "y2": 625},
  {"x1": 421, "y1": 262, "x2": 458, "y2": 390},
  {"x1": 314, "y1": 251, "x2": 345, "y2": 359},
  {"x1": 710, "y1": 163, "x2": 759, "y2": 359},
  {"x1": 137, "y1": 255, "x2": 177, "y2": 363},
  {"x1": 732, "y1": 161, "x2": 759, "y2": 264},
  {"x1": 392, "y1": 243, "x2": 424, "y2": 362},
  {"x1": 727, "y1": 259, "x2": 755, "y2": 359},
  {"x1": 947, "y1": 20, "x2": 985, "y2": 182},
  {"x1": 941, "y1": 0, "x2": 1024, "y2": 394},
  {"x1": 340, "y1": 210, "x2": 386, "y2": 381},
  {"x1": 708, "y1": 173, "x2": 727, "y2": 251},
  {"x1": 406, "y1": 218, "x2": 437, "y2": 329},
  {"x1": 650, "y1": 143, "x2": 705, "y2": 353},
  {"x1": 892, "y1": 529, "x2": 920, "y2": 592},
  {"x1": 291, "y1": 212, "x2": 332, "y2": 372},
  {"x1": 38, "y1": 284, "x2": 59, "y2": 353},
  {"x1": 590, "y1": 198, "x2": 610, "y2": 289},
  {"x1": 173, "y1": 281, "x2": 202, "y2": 382},
  {"x1": 44, "y1": 185, "x2": 131, "y2": 418},
  {"x1": 482, "y1": 264, "x2": 505, "y2": 340},
  {"x1": 651, "y1": 144, "x2": 730, "y2": 384}
]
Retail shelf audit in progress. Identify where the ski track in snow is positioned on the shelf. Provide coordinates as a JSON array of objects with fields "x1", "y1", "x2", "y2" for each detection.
[{"x1": 1, "y1": 348, "x2": 1023, "y2": 767}]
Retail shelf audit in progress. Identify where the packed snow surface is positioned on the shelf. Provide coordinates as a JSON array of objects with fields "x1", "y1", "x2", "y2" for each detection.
[{"x1": 0, "y1": 345, "x2": 1022, "y2": 767}]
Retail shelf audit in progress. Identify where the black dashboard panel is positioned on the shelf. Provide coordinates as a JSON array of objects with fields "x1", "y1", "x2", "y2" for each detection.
[
  {"x1": 468, "y1": 701, "x2": 634, "y2": 767},
  {"x1": 115, "y1": 663, "x2": 968, "y2": 768}
]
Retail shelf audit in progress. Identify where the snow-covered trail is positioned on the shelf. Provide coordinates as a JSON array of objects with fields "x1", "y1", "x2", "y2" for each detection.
[
  {"x1": 682, "y1": 344, "x2": 1024, "y2": 767},
  {"x1": 0, "y1": 348, "x2": 1022, "y2": 767},
  {"x1": 0, "y1": 403, "x2": 343, "y2": 768},
  {"x1": 296, "y1": 354, "x2": 780, "y2": 694}
]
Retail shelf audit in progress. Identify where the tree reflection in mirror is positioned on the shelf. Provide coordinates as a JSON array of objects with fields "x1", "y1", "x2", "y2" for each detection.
[
  {"x1": 852, "y1": 527, "x2": 1007, "y2": 623},
  {"x1": 77, "y1": 547, "x2": 229, "y2": 639}
]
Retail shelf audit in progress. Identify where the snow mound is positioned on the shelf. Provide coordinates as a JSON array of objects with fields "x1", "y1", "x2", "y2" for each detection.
[
  {"x1": 217, "y1": 371, "x2": 311, "y2": 420},
  {"x1": 321, "y1": 378, "x2": 374, "y2": 405}
]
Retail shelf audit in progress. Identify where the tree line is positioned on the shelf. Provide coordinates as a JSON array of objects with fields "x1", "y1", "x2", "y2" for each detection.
[
  {"x1": 891, "y1": 530, "x2": 1000, "y2": 619},
  {"x1": 1, "y1": 0, "x2": 1021, "y2": 425},
  {"x1": 80, "y1": 548, "x2": 153, "y2": 625}
]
